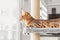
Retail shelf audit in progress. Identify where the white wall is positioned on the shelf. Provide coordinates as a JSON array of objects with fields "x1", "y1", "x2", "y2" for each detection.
[
  {"x1": 48, "y1": 0, "x2": 60, "y2": 5},
  {"x1": 48, "y1": 0, "x2": 60, "y2": 14},
  {"x1": 22, "y1": 0, "x2": 31, "y2": 12}
]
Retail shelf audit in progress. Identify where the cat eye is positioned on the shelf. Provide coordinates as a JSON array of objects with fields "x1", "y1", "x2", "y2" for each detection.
[{"x1": 22, "y1": 16, "x2": 24, "y2": 17}]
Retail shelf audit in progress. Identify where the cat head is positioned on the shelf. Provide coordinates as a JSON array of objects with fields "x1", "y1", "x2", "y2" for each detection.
[{"x1": 20, "y1": 11, "x2": 32, "y2": 21}]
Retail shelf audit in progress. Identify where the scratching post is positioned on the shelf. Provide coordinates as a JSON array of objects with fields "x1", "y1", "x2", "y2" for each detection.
[
  {"x1": 31, "y1": 0, "x2": 40, "y2": 40},
  {"x1": 31, "y1": 0, "x2": 40, "y2": 19}
]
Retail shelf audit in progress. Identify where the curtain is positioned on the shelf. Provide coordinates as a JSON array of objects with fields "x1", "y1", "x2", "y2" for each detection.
[{"x1": 0, "y1": 0, "x2": 20, "y2": 40}]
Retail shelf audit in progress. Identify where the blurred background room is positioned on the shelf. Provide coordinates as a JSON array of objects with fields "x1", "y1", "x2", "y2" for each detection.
[{"x1": 0, "y1": 0, "x2": 60, "y2": 40}]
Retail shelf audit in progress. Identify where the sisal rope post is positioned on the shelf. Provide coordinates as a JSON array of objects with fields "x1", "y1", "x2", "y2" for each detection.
[{"x1": 31, "y1": 0, "x2": 40, "y2": 40}]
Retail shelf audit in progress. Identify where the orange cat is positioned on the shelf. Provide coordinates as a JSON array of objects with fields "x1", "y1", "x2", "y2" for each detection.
[{"x1": 20, "y1": 11, "x2": 60, "y2": 28}]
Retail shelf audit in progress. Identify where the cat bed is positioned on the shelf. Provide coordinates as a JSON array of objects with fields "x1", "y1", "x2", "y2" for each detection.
[{"x1": 23, "y1": 27, "x2": 60, "y2": 36}]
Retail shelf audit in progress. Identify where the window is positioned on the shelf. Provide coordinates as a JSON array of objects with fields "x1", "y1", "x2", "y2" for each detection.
[
  {"x1": 52, "y1": 8, "x2": 56, "y2": 14},
  {"x1": 0, "y1": 0, "x2": 20, "y2": 40}
]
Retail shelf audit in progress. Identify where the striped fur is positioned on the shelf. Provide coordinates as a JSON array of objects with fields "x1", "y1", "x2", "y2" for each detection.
[{"x1": 20, "y1": 11, "x2": 60, "y2": 28}]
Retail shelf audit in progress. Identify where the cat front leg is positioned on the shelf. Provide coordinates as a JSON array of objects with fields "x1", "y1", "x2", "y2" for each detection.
[
  {"x1": 26, "y1": 24, "x2": 34, "y2": 28},
  {"x1": 23, "y1": 26, "x2": 30, "y2": 35}
]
